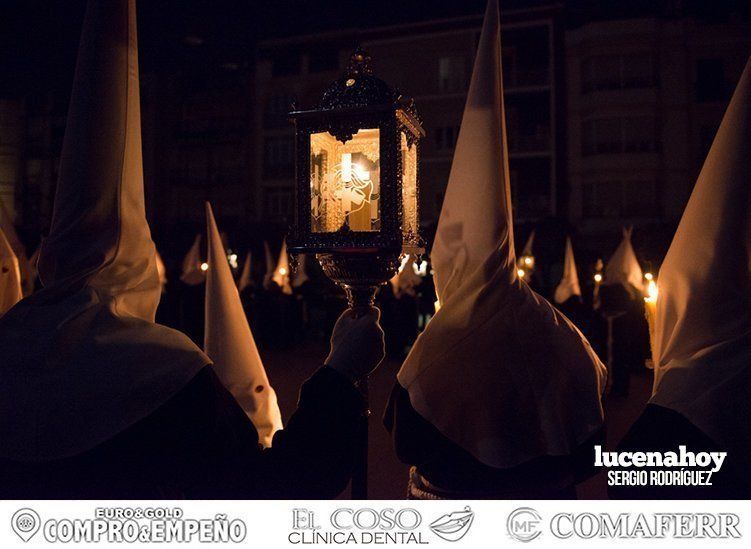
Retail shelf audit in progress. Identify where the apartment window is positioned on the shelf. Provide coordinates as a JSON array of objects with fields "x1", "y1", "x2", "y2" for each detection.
[
  {"x1": 263, "y1": 137, "x2": 294, "y2": 179},
  {"x1": 582, "y1": 54, "x2": 657, "y2": 93},
  {"x1": 582, "y1": 181, "x2": 658, "y2": 218},
  {"x1": 434, "y1": 126, "x2": 459, "y2": 151},
  {"x1": 696, "y1": 58, "x2": 726, "y2": 102},
  {"x1": 438, "y1": 56, "x2": 466, "y2": 93},
  {"x1": 264, "y1": 187, "x2": 293, "y2": 218},
  {"x1": 582, "y1": 117, "x2": 659, "y2": 155},
  {"x1": 502, "y1": 26, "x2": 550, "y2": 88}
]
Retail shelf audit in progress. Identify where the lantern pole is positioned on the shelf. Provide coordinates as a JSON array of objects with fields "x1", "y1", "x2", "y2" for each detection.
[
  {"x1": 318, "y1": 257, "x2": 393, "y2": 500},
  {"x1": 344, "y1": 283, "x2": 380, "y2": 500}
]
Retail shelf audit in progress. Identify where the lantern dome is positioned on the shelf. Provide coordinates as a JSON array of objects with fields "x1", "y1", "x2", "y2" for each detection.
[{"x1": 318, "y1": 49, "x2": 398, "y2": 110}]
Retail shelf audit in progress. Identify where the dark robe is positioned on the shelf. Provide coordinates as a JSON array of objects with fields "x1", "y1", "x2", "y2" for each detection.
[
  {"x1": 0, "y1": 366, "x2": 362, "y2": 499},
  {"x1": 609, "y1": 404, "x2": 751, "y2": 499},
  {"x1": 384, "y1": 384, "x2": 603, "y2": 499}
]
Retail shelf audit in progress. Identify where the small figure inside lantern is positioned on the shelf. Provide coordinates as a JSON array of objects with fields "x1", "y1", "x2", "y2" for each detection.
[{"x1": 310, "y1": 128, "x2": 381, "y2": 233}]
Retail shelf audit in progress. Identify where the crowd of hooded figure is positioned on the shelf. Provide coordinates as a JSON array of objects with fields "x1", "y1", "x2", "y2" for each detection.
[{"x1": 0, "y1": 0, "x2": 749, "y2": 500}]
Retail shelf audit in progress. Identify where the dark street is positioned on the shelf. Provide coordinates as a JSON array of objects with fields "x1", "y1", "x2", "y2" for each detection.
[{"x1": 265, "y1": 341, "x2": 653, "y2": 499}]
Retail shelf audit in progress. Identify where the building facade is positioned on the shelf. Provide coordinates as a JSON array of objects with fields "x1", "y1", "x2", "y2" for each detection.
[
  {"x1": 254, "y1": 4, "x2": 564, "y2": 229},
  {"x1": 566, "y1": 10, "x2": 751, "y2": 252},
  {"x1": 2, "y1": 2, "x2": 750, "y2": 259}
]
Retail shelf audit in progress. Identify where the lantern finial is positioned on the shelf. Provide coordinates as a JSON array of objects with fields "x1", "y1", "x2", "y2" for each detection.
[{"x1": 347, "y1": 47, "x2": 372, "y2": 76}]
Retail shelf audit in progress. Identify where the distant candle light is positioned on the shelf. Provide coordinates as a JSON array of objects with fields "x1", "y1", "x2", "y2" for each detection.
[
  {"x1": 200, "y1": 262, "x2": 209, "y2": 272},
  {"x1": 594, "y1": 273, "x2": 603, "y2": 283}
]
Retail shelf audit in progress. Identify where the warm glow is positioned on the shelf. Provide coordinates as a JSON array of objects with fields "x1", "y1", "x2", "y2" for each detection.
[
  {"x1": 434, "y1": 298, "x2": 441, "y2": 313},
  {"x1": 645, "y1": 279, "x2": 658, "y2": 303},
  {"x1": 397, "y1": 254, "x2": 409, "y2": 274},
  {"x1": 310, "y1": 128, "x2": 381, "y2": 233},
  {"x1": 645, "y1": 272, "x2": 654, "y2": 281},
  {"x1": 517, "y1": 268, "x2": 526, "y2": 278},
  {"x1": 228, "y1": 253, "x2": 238, "y2": 269},
  {"x1": 278, "y1": 267, "x2": 287, "y2": 276},
  {"x1": 414, "y1": 259, "x2": 428, "y2": 276},
  {"x1": 523, "y1": 256, "x2": 533, "y2": 267},
  {"x1": 200, "y1": 262, "x2": 209, "y2": 272},
  {"x1": 594, "y1": 273, "x2": 603, "y2": 283}
]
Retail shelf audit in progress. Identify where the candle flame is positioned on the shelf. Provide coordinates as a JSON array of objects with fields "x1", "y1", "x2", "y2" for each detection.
[{"x1": 645, "y1": 279, "x2": 658, "y2": 303}]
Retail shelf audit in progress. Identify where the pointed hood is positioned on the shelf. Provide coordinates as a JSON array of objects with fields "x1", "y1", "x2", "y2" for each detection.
[
  {"x1": 651, "y1": 58, "x2": 751, "y2": 479},
  {"x1": 237, "y1": 252, "x2": 253, "y2": 293},
  {"x1": 522, "y1": 230, "x2": 535, "y2": 257},
  {"x1": 155, "y1": 249, "x2": 167, "y2": 290},
  {"x1": 391, "y1": 254, "x2": 422, "y2": 298},
  {"x1": 204, "y1": 203, "x2": 282, "y2": 447},
  {"x1": 554, "y1": 237, "x2": 582, "y2": 304},
  {"x1": 397, "y1": 0, "x2": 605, "y2": 468},
  {"x1": 180, "y1": 234, "x2": 205, "y2": 285},
  {"x1": 263, "y1": 241, "x2": 275, "y2": 289},
  {"x1": 604, "y1": 228, "x2": 643, "y2": 297},
  {"x1": 0, "y1": 200, "x2": 34, "y2": 295},
  {"x1": 429, "y1": 0, "x2": 515, "y2": 304},
  {"x1": 36, "y1": 0, "x2": 159, "y2": 320},
  {"x1": 0, "y1": 227, "x2": 23, "y2": 316},
  {"x1": 272, "y1": 240, "x2": 292, "y2": 295},
  {"x1": 0, "y1": 0, "x2": 208, "y2": 461}
]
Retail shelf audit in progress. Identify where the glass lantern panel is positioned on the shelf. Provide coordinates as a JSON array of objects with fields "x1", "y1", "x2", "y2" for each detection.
[
  {"x1": 310, "y1": 128, "x2": 381, "y2": 233},
  {"x1": 401, "y1": 132, "x2": 418, "y2": 237}
]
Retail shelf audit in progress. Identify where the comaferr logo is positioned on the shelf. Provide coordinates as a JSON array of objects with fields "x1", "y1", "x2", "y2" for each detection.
[
  {"x1": 429, "y1": 507, "x2": 475, "y2": 542},
  {"x1": 507, "y1": 507, "x2": 542, "y2": 542},
  {"x1": 550, "y1": 513, "x2": 741, "y2": 539}
]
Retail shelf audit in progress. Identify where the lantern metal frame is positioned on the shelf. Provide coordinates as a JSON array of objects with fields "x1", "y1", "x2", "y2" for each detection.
[{"x1": 288, "y1": 50, "x2": 425, "y2": 296}]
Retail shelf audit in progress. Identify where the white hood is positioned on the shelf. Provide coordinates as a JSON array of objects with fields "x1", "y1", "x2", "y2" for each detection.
[
  {"x1": 271, "y1": 240, "x2": 292, "y2": 295},
  {"x1": 0, "y1": 199, "x2": 34, "y2": 295},
  {"x1": 155, "y1": 249, "x2": 167, "y2": 290},
  {"x1": 391, "y1": 255, "x2": 423, "y2": 298},
  {"x1": 263, "y1": 241, "x2": 275, "y2": 290},
  {"x1": 0, "y1": 227, "x2": 23, "y2": 316},
  {"x1": 651, "y1": 57, "x2": 751, "y2": 480},
  {"x1": 0, "y1": 0, "x2": 208, "y2": 461},
  {"x1": 604, "y1": 228, "x2": 643, "y2": 297},
  {"x1": 180, "y1": 234, "x2": 205, "y2": 286},
  {"x1": 397, "y1": 0, "x2": 605, "y2": 469},
  {"x1": 237, "y1": 252, "x2": 253, "y2": 293},
  {"x1": 204, "y1": 203, "x2": 282, "y2": 447},
  {"x1": 521, "y1": 230, "x2": 535, "y2": 257},
  {"x1": 554, "y1": 237, "x2": 582, "y2": 304}
]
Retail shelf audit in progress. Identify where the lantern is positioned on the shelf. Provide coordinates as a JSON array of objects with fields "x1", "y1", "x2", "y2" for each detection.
[
  {"x1": 288, "y1": 48, "x2": 424, "y2": 499},
  {"x1": 288, "y1": 48, "x2": 424, "y2": 307}
]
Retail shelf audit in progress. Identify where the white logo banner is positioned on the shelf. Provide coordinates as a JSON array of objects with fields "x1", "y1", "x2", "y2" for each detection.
[{"x1": 0, "y1": 500, "x2": 746, "y2": 548}]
